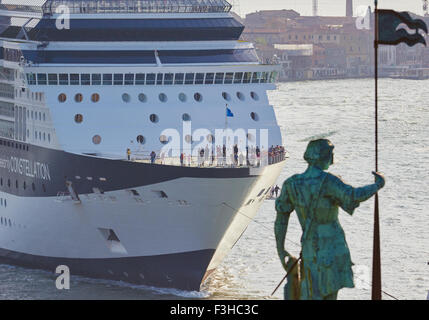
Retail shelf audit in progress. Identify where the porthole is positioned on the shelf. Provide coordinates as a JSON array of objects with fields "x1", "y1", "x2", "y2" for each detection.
[
  {"x1": 236, "y1": 92, "x2": 245, "y2": 101},
  {"x1": 194, "y1": 93, "x2": 202, "y2": 102},
  {"x1": 185, "y1": 134, "x2": 193, "y2": 143},
  {"x1": 74, "y1": 114, "x2": 83, "y2": 124},
  {"x1": 250, "y1": 91, "x2": 259, "y2": 101},
  {"x1": 91, "y1": 93, "x2": 100, "y2": 103},
  {"x1": 138, "y1": 93, "x2": 147, "y2": 102},
  {"x1": 75, "y1": 93, "x2": 83, "y2": 103},
  {"x1": 178, "y1": 93, "x2": 187, "y2": 102},
  {"x1": 136, "y1": 135, "x2": 145, "y2": 144},
  {"x1": 222, "y1": 92, "x2": 231, "y2": 101},
  {"x1": 92, "y1": 135, "x2": 102, "y2": 145},
  {"x1": 149, "y1": 114, "x2": 159, "y2": 123},
  {"x1": 122, "y1": 93, "x2": 130, "y2": 103},
  {"x1": 250, "y1": 112, "x2": 259, "y2": 121},
  {"x1": 182, "y1": 113, "x2": 191, "y2": 122},
  {"x1": 159, "y1": 93, "x2": 167, "y2": 102},
  {"x1": 159, "y1": 135, "x2": 169, "y2": 144},
  {"x1": 58, "y1": 93, "x2": 66, "y2": 102}
]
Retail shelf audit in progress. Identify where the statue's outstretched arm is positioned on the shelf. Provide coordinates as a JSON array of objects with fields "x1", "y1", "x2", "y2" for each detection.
[
  {"x1": 328, "y1": 172, "x2": 385, "y2": 215},
  {"x1": 353, "y1": 172, "x2": 385, "y2": 202}
]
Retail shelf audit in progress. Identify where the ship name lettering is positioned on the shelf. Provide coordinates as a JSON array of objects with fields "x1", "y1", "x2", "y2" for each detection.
[{"x1": 7, "y1": 157, "x2": 51, "y2": 181}]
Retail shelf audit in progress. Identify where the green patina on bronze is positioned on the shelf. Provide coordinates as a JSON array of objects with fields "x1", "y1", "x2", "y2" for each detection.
[{"x1": 275, "y1": 139, "x2": 385, "y2": 300}]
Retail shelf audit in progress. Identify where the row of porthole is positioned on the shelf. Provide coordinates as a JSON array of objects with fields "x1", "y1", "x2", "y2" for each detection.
[
  {"x1": 134, "y1": 132, "x2": 256, "y2": 146},
  {"x1": 0, "y1": 177, "x2": 47, "y2": 192},
  {"x1": 89, "y1": 129, "x2": 256, "y2": 147},
  {"x1": 58, "y1": 91, "x2": 259, "y2": 104},
  {"x1": 74, "y1": 111, "x2": 259, "y2": 126},
  {"x1": 0, "y1": 217, "x2": 12, "y2": 227}
]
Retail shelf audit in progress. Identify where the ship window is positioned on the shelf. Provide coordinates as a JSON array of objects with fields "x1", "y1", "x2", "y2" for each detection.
[
  {"x1": 91, "y1": 93, "x2": 100, "y2": 103},
  {"x1": 159, "y1": 135, "x2": 169, "y2": 145},
  {"x1": 32, "y1": 183, "x2": 35, "y2": 191},
  {"x1": 243, "y1": 72, "x2": 252, "y2": 84},
  {"x1": 251, "y1": 72, "x2": 260, "y2": 83},
  {"x1": 261, "y1": 72, "x2": 269, "y2": 83},
  {"x1": 182, "y1": 113, "x2": 191, "y2": 121},
  {"x1": 149, "y1": 114, "x2": 159, "y2": 123},
  {"x1": 222, "y1": 92, "x2": 231, "y2": 101},
  {"x1": 174, "y1": 73, "x2": 184, "y2": 85},
  {"x1": 178, "y1": 93, "x2": 186, "y2": 102},
  {"x1": 164, "y1": 73, "x2": 174, "y2": 85},
  {"x1": 58, "y1": 93, "x2": 67, "y2": 103},
  {"x1": 236, "y1": 92, "x2": 245, "y2": 101},
  {"x1": 224, "y1": 73, "x2": 234, "y2": 84},
  {"x1": 194, "y1": 93, "x2": 202, "y2": 102},
  {"x1": 114, "y1": 74, "x2": 123, "y2": 85},
  {"x1": 122, "y1": 93, "x2": 130, "y2": 103},
  {"x1": 138, "y1": 93, "x2": 147, "y2": 102},
  {"x1": 74, "y1": 114, "x2": 83, "y2": 123},
  {"x1": 27, "y1": 73, "x2": 36, "y2": 85},
  {"x1": 250, "y1": 112, "x2": 259, "y2": 121},
  {"x1": 234, "y1": 73, "x2": 244, "y2": 84},
  {"x1": 135, "y1": 73, "x2": 145, "y2": 85},
  {"x1": 159, "y1": 93, "x2": 167, "y2": 102},
  {"x1": 250, "y1": 91, "x2": 259, "y2": 101},
  {"x1": 156, "y1": 73, "x2": 163, "y2": 85},
  {"x1": 205, "y1": 73, "x2": 214, "y2": 85},
  {"x1": 136, "y1": 135, "x2": 145, "y2": 144},
  {"x1": 103, "y1": 74, "x2": 112, "y2": 85},
  {"x1": 48, "y1": 134, "x2": 51, "y2": 142},
  {"x1": 195, "y1": 73, "x2": 204, "y2": 84},
  {"x1": 48, "y1": 74, "x2": 58, "y2": 85},
  {"x1": 215, "y1": 73, "x2": 224, "y2": 84},
  {"x1": 92, "y1": 135, "x2": 101, "y2": 145},
  {"x1": 70, "y1": 74, "x2": 80, "y2": 85},
  {"x1": 37, "y1": 74, "x2": 47, "y2": 85},
  {"x1": 81, "y1": 74, "x2": 91, "y2": 85},
  {"x1": 124, "y1": 74, "x2": 134, "y2": 85},
  {"x1": 75, "y1": 93, "x2": 83, "y2": 102},
  {"x1": 91, "y1": 74, "x2": 101, "y2": 85},
  {"x1": 146, "y1": 73, "x2": 156, "y2": 85},
  {"x1": 185, "y1": 73, "x2": 195, "y2": 85},
  {"x1": 59, "y1": 73, "x2": 69, "y2": 85}
]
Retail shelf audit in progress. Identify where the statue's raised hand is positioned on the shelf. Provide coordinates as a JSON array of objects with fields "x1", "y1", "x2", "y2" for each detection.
[{"x1": 372, "y1": 171, "x2": 385, "y2": 189}]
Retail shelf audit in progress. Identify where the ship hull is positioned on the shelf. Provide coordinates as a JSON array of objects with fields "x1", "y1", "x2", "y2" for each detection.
[{"x1": 0, "y1": 139, "x2": 286, "y2": 290}]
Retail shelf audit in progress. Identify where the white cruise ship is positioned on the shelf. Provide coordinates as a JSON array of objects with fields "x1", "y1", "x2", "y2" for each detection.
[{"x1": 0, "y1": 0, "x2": 286, "y2": 291}]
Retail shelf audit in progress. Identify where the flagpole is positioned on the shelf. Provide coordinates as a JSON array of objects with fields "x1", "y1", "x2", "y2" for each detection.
[{"x1": 372, "y1": 0, "x2": 382, "y2": 300}]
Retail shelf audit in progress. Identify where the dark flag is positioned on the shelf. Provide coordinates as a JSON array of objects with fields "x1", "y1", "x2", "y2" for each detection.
[{"x1": 378, "y1": 10, "x2": 428, "y2": 46}]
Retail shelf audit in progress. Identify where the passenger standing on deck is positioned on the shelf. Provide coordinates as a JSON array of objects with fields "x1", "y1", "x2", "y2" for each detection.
[
  {"x1": 150, "y1": 151, "x2": 156, "y2": 164},
  {"x1": 127, "y1": 148, "x2": 131, "y2": 161},
  {"x1": 180, "y1": 153, "x2": 184, "y2": 166},
  {"x1": 274, "y1": 185, "x2": 280, "y2": 198}
]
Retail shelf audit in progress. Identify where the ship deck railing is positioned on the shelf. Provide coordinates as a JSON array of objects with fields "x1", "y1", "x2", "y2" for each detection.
[{"x1": 127, "y1": 151, "x2": 288, "y2": 168}]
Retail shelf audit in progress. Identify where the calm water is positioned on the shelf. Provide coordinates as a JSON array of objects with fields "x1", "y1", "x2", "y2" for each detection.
[{"x1": 1, "y1": 79, "x2": 428, "y2": 300}]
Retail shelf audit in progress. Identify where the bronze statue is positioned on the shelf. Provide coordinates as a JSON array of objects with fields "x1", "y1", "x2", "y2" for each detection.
[{"x1": 275, "y1": 139, "x2": 385, "y2": 300}]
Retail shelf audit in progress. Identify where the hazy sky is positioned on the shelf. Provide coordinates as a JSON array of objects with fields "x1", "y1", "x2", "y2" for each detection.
[{"x1": 237, "y1": 0, "x2": 423, "y2": 17}]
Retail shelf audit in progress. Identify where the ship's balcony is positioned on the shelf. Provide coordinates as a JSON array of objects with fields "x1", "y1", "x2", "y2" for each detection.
[
  {"x1": 122, "y1": 146, "x2": 288, "y2": 168},
  {"x1": 42, "y1": 0, "x2": 232, "y2": 15}
]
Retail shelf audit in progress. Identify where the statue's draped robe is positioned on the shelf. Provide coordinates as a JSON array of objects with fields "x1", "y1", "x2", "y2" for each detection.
[{"x1": 275, "y1": 169, "x2": 360, "y2": 299}]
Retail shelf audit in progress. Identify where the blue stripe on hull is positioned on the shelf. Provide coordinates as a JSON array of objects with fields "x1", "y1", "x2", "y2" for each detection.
[
  {"x1": 0, "y1": 247, "x2": 215, "y2": 291},
  {"x1": 28, "y1": 18, "x2": 244, "y2": 42}
]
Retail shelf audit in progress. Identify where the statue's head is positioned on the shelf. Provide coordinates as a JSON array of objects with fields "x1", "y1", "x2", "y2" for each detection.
[{"x1": 304, "y1": 139, "x2": 334, "y2": 170}]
